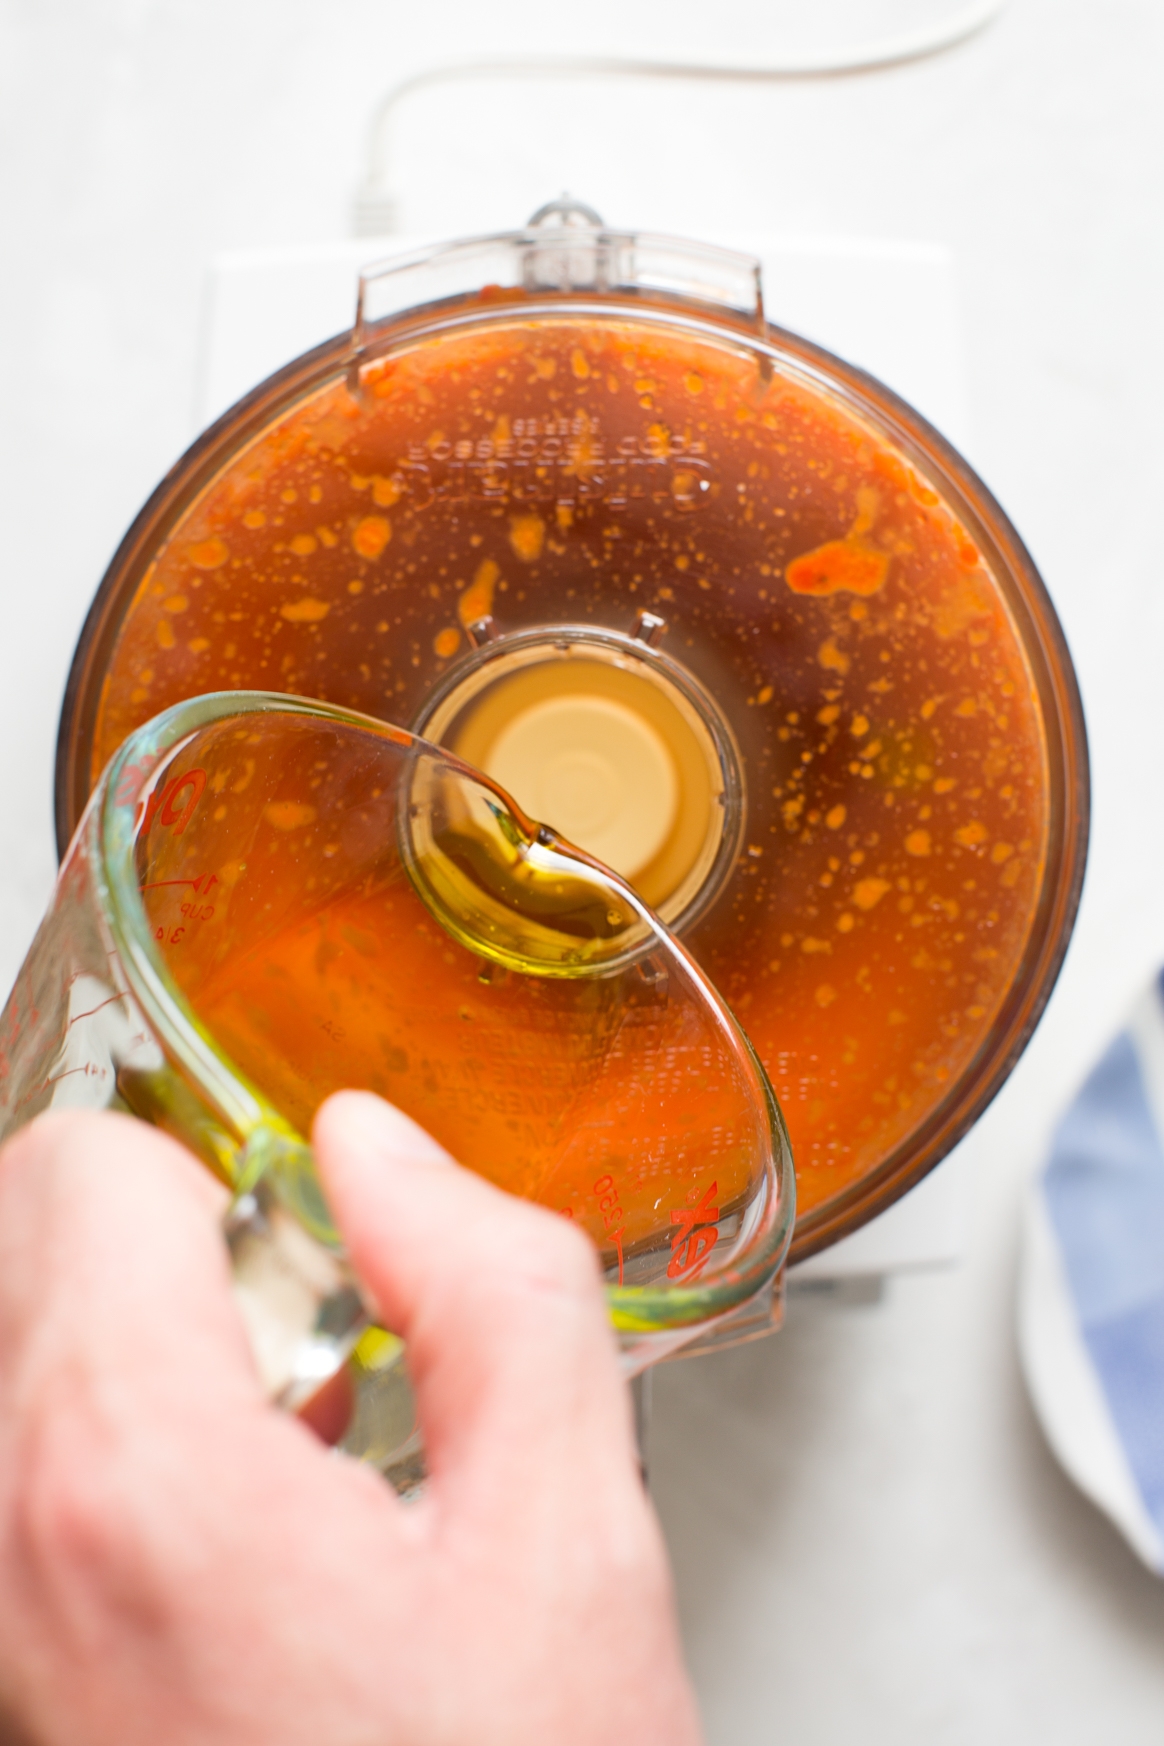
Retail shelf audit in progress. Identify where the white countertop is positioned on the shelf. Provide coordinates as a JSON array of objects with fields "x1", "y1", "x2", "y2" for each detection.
[{"x1": 3, "y1": 1, "x2": 1164, "y2": 1737}]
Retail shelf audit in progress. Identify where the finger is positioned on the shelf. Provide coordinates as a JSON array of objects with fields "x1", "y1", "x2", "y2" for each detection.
[
  {"x1": 0, "y1": 1119, "x2": 407, "y2": 1744},
  {"x1": 0, "y1": 1110, "x2": 259, "y2": 1430},
  {"x1": 313, "y1": 1092, "x2": 640, "y2": 1505}
]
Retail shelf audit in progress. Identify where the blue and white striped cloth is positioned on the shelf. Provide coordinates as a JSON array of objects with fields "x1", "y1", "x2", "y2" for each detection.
[{"x1": 1021, "y1": 976, "x2": 1164, "y2": 1571}]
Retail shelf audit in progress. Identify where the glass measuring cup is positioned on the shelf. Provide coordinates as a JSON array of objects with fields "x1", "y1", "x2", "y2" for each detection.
[{"x1": 0, "y1": 690, "x2": 794, "y2": 1485}]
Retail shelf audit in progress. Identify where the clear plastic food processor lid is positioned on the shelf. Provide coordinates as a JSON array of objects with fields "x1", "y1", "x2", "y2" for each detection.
[{"x1": 57, "y1": 211, "x2": 1088, "y2": 1259}]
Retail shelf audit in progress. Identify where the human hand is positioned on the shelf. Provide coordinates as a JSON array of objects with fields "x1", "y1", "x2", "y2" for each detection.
[{"x1": 0, "y1": 1096, "x2": 702, "y2": 1745}]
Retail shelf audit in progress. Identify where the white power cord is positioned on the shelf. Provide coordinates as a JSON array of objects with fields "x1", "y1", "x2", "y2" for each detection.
[{"x1": 354, "y1": 0, "x2": 1008, "y2": 234}]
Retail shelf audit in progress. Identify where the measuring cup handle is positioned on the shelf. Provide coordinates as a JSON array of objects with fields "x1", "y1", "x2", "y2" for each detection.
[
  {"x1": 223, "y1": 1171, "x2": 368, "y2": 1414},
  {"x1": 114, "y1": 1065, "x2": 369, "y2": 1412},
  {"x1": 225, "y1": 1161, "x2": 424, "y2": 1488}
]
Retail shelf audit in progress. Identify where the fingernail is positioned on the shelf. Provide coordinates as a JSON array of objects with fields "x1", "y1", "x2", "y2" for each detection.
[{"x1": 318, "y1": 1092, "x2": 452, "y2": 1171}]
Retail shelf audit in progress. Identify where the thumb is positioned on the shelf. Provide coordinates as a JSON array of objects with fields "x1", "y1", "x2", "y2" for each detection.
[{"x1": 312, "y1": 1091, "x2": 637, "y2": 1501}]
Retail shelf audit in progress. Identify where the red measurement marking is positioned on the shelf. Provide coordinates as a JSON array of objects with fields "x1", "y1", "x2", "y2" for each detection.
[
  {"x1": 667, "y1": 1180, "x2": 720, "y2": 1282},
  {"x1": 161, "y1": 768, "x2": 206, "y2": 835},
  {"x1": 65, "y1": 993, "x2": 125, "y2": 1029},
  {"x1": 142, "y1": 872, "x2": 219, "y2": 894},
  {"x1": 593, "y1": 1173, "x2": 626, "y2": 1285},
  {"x1": 115, "y1": 755, "x2": 159, "y2": 808},
  {"x1": 141, "y1": 777, "x2": 174, "y2": 834},
  {"x1": 141, "y1": 768, "x2": 207, "y2": 838},
  {"x1": 45, "y1": 1061, "x2": 108, "y2": 1088}
]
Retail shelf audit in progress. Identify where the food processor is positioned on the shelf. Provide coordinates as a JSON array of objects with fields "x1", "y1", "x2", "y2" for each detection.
[
  {"x1": 54, "y1": 202, "x2": 1087, "y2": 1256},
  {"x1": 0, "y1": 202, "x2": 1086, "y2": 1477}
]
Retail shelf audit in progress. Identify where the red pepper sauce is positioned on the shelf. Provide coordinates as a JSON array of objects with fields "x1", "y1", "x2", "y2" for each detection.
[{"x1": 97, "y1": 314, "x2": 1047, "y2": 1219}]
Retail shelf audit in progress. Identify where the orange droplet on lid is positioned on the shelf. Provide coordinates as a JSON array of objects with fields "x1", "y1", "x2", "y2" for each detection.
[
  {"x1": 187, "y1": 536, "x2": 229, "y2": 571},
  {"x1": 264, "y1": 802, "x2": 317, "y2": 832},
  {"x1": 818, "y1": 638, "x2": 851, "y2": 675},
  {"x1": 352, "y1": 515, "x2": 391, "y2": 559},
  {"x1": 508, "y1": 514, "x2": 546, "y2": 563},
  {"x1": 786, "y1": 539, "x2": 888, "y2": 598},
  {"x1": 853, "y1": 878, "x2": 891, "y2": 911},
  {"x1": 458, "y1": 558, "x2": 499, "y2": 629},
  {"x1": 280, "y1": 598, "x2": 330, "y2": 624}
]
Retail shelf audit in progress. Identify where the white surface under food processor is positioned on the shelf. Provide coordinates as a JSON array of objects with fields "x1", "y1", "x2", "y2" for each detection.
[{"x1": 7, "y1": 8, "x2": 1164, "y2": 1741}]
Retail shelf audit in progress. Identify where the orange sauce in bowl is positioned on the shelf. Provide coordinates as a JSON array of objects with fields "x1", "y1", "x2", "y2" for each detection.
[{"x1": 97, "y1": 312, "x2": 1047, "y2": 1221}]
